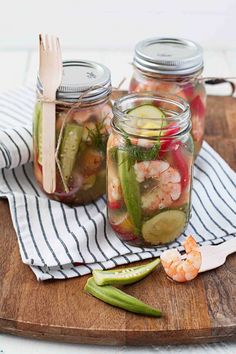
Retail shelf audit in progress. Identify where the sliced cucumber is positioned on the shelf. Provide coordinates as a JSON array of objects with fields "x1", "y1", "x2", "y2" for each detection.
[
  {"x1": 93, "y1": 258, "x2": 160, "y2": 286},
  {"x1": 117, "y1": 150, "x2": 142, "y2": 235},
  {"x1": 59, "y1": 123, "x2": 83, "y2": 183},
  {"x1": 127, "y1": 104, "x2": 166, "y2": 132},
  {"x1": 142, "y1": 210, "x2": 186, "y2": 245}
]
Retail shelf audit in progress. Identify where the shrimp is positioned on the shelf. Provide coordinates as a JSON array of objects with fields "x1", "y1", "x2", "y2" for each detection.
[
  {"x1": 107, "y1": 147, "x2": 123, "y2": 208},
  {"x1": 79, "y1": 148, "x2": 103, "y2": 176},
  {"x1": 130, "y1": 137, "x2": 154, "y2": 149},
  {"x1": 108, "y1": 177, "x2": 122, "y2": 202},
  {"x1": 107, "y1": 171, "x2": 123, "y2": 209},
  {"x1": 134, "y1": 160, "x2": 181, "y2": 212},
  {"x1": 100, "y1": 104, "x2": 113, "y2": 135},
  {"x1": 72, "y1": 109, "x2": 92, "y2": 123},
  {"x1": 160, "y1": 235, "x2": 202, "y2": 282}
]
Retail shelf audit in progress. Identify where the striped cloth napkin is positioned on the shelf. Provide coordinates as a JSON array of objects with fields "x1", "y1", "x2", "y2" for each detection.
[{"x1": 0, "y1": 86, "x2": 236, "y2": 281}]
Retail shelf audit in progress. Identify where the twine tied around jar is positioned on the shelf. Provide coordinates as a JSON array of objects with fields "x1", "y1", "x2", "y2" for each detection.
[{"x1": 38, "y1": 78, "x2": 126, "y2": 193}]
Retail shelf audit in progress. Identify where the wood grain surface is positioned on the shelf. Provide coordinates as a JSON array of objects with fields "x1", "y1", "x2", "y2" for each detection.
[{"x1": 0, "y1": 95, "x2": 236, "y2": 345}]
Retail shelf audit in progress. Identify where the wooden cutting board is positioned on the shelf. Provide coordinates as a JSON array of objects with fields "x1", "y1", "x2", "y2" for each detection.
[{"x1": 0, "y1": 95, "x2": 236, "y2": 346}]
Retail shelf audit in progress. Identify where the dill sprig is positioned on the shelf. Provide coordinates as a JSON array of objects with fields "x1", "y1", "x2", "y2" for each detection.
[
  {"x1": 115, "y1": 118, "x2": 164, "y2": 168},
  {"x1": 87, "y1": 119, "x2": 108, "y2": 155}
]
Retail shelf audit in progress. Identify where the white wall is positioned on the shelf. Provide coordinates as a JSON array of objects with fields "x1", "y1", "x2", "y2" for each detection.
[{"x1": 0, "y1": 0, "x2": 235, "y2": 50}]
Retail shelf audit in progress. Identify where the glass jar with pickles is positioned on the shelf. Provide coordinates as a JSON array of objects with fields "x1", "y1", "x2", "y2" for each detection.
[
  {"x1": 33, "y1": 60, "x2": 113, "y2": 205},
  {"x1": 107, "y1": 93, "x2": 193, "y2": 247},
  {"x1": 129, "y1": 38, "x2": 206, "y2": 157}
]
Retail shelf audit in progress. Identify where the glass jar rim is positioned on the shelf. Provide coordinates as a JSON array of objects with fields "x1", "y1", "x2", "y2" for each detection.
[{"x1": 112, "y1": 92, "x2": 191, "y2": 140}]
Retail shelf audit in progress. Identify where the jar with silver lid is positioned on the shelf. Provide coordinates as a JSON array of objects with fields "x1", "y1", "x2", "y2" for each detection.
[
  {"x1": 129, "y1": 38, "x2": 206, "y2": 157},
  {"x1": 33, "y1": 60, "x2": 113, "y2": 205},
  {"x1": 107, "y1": 93, "x2": 193, "y2": 247}
]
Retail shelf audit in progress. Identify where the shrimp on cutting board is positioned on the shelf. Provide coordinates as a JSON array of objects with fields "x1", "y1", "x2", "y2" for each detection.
[{"x1": 160, "y1": 235, "x2": 202, "y2": 282}]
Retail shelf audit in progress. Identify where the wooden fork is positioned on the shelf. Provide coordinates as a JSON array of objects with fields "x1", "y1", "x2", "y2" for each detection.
[{"x1": 39, "y1": 34, "x2": 62, "y2": 193}]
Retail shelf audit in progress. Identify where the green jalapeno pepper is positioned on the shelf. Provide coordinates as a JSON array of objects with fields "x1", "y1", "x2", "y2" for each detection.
[
  {"x1": 117, "y1": 149, "x2": 142, "y2": 235},
  {"x1": 93, "y1": 258, "x2": 160, "y2": 286},
  {"x1": 84, "y1": 277, "x2": 162, "y2": 317}
]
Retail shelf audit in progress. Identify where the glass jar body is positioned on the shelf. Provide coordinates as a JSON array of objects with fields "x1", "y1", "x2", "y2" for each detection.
[
  {"x1": 107, "y1": 94, "x2": 194, "y2": 247},
  {"x1": 129, "y1": 68, "x2": 206, "y2": 157},
  {"x1": 33, "y1": 98, "x2": 113, "y2": 205}
]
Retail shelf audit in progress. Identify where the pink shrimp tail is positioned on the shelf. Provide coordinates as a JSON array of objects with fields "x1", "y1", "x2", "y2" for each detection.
[
  {"x1": 182, "y1": 234, "x2": 199, "y2": 253},
  {"x1": 161, "y1": 235, "x2": 202, "y2": 282}
]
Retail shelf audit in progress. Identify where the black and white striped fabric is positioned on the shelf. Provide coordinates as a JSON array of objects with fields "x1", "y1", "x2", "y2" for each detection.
[{"x1": 0, "y1": 86, "x2": 236, "y2": 281}]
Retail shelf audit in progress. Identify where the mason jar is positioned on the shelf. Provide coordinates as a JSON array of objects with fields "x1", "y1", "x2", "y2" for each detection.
[
  {"x1": 129, "y1": 37, "x2": 206, "y2": 157},
  {"x1": 33, "y1": 60, "x2": 113, "y2": 205},
  {"x1": 107, "y1": 93, "x2": 194, "y2": 247}
]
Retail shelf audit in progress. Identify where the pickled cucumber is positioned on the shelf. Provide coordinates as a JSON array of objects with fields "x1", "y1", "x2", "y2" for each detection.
[
  {"x1": 59, "y1": 123, "x2": 83, "y2": 183},
  {"x1": 117, "y1": 150, "x2": 142, "y2": 235},
  {"x1": 142, "y1": 210, "x2": 186, "y2": 245},
  {"x1": 127, "y1": 104, "x2": 166, "y2": 133},
  {"x1": 127, "y1": 104, "x2": 165, "y2": 120}
]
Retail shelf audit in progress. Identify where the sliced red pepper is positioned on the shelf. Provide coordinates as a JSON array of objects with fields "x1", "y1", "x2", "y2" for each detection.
[
  {"x1": 190, "y1": 95, "x2": 206, "y2": 119},
  {"x1": 171, "y1": 143, "x2": 189, "y2": 191},
  {"x1": 158, "y1": 123, "x2": 180, "y2": 159},
  {"x1": 108, "y1": 200, "x2": 123, "y2": 210}
]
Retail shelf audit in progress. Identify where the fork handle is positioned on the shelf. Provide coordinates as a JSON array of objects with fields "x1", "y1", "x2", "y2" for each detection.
[
  {"x1": 218, "y1": 237, "x2": 236, "y2": 257},
  {"x1": 42, "y1": 101, "x2": 56, "y2": 193}
]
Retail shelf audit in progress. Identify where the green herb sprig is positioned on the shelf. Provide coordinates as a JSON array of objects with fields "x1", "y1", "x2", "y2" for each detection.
[
  {"x1": 114, "y1": 118, "x2": 164, "y2": 169},
  {"x1": 87, "y1": 119, "x2": 108, "y2": 155}
]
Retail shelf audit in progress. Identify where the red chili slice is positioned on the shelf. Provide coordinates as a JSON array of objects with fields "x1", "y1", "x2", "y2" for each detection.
[
  {"x1": 190, "y1": 95, "x2": 206, "y2": 119},
  {"x1": 158, "y1": 123, "x2": 180, "y2": 158},
  {"x1": 158, "y1": 124, "x2": 190, "y2": 191},
  {"x1": 108, "y1": 200, "x2": 123, "y2": 210},
  {"x1": 171, "y1": 143, "x2": 189, "y2": 191}
]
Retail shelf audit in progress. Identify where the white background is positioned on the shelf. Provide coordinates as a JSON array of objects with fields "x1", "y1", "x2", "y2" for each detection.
[
  {"x1": 0, "y1": 1, "x2": 236, "y2": 353},
  {"x1": 0, "y1": 0, "x2": 236, "y2": 50},
  {"x1": 0, "y1": 0, "x2": 236, "y2": 95}
]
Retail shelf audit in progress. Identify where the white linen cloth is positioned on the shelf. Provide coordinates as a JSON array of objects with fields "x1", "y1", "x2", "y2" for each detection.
[{"x1": 0, "y1": 86, "x2": 235, "y2": 281}]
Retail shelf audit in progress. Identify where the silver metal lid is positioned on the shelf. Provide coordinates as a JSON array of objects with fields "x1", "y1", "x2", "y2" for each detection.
[
  {"x1": 133, "y1": 37, "x2": 203, "y2": 75},
  {"x1": 37, "y1": 60, "x2": 112, "y2": 103}
]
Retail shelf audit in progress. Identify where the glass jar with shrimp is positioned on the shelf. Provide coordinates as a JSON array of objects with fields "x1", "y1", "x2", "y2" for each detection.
[
  {"x1": 107, "y1": 93, "x2": 193, "y2": 247},
  {"x1": 129, "y1": 37, "x2": 206, "y2": 157},
  {"x1": 33, "y1": 60, "x2": 113, "y2": 205}
]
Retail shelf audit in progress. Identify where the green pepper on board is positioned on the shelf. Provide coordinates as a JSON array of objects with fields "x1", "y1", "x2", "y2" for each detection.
[
  {"x1": 84, "y1": 277, "x2": 162, "y2": 317},
  {"x1": 93, "y1": 258, "x2": 160, "y2": 286}
]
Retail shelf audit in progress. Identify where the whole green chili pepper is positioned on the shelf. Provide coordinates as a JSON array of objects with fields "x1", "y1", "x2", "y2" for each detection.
[
  {"x1": 93, "y1": 258, "x2": 160, "y2": 286},
  {"x1": 84, "y1": 277, "x2": 162, "y2": 317}
]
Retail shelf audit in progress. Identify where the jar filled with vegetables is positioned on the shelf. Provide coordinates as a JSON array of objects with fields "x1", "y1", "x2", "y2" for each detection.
[
  {"x1": 107, "y1": 93, "x2": 193, "y2": 247},
  {"x1": 33, "y1": 60, "x2": 113, "y2": 205},
  {"x1": 129, "y1": 38, "x2": 206, "y2": 157}
]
